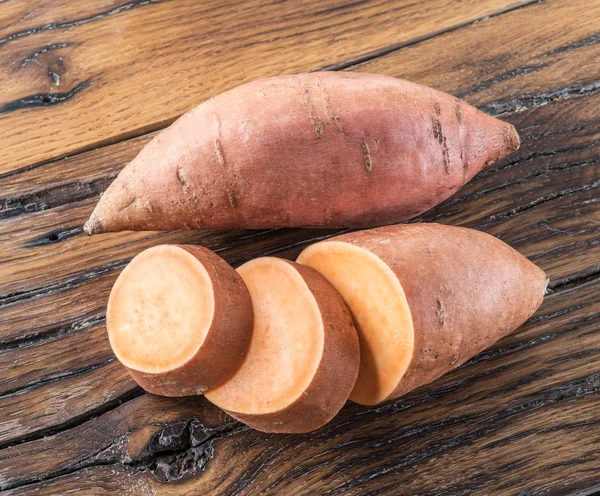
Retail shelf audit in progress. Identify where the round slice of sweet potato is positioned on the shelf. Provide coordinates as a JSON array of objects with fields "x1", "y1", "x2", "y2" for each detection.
[
  {"x1": 205, "y1": 257, "x2": 360, "y2": 433},
  {"x1": 107, "y1": 244, "x2": 253, "y2": 396}
]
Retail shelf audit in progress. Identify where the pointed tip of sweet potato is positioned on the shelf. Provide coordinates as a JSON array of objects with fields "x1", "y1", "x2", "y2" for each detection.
[
  {"x1": 83, "y1": 213, "x2": 104, "y2": 236},
  {"x1": 506, "y1": 122, "x2": 521, "y2": 152}
]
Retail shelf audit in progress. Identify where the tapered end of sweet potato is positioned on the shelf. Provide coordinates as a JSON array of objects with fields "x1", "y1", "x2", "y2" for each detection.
[
  {"x1": 83, "y1": 213, "x2": 103, "y2": 236},
  {"x1": 481, "y1": 119, "x2": 521, "y2": 171},
  {"x1": 505, "y1": 123, "x2": 520, "y2": 152}
]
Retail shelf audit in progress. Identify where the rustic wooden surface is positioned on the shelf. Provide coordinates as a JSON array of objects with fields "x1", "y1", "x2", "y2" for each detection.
[{"x1": 0, "y1": 0, "x2": 598, "y2": 494}]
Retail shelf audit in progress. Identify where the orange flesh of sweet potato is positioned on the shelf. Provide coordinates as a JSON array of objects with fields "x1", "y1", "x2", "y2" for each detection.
[
  {"x1": 206, "y1": 258, "x2": 323, "y2": 413},
  {"x1": 84, "y1": 72, "x2": 519, "y2": 235},
  {"x1": 297, "y1": 223, "x2": 548, "y2": 406},
  {"x1": 108, "y1": 246, "x2": 214, "y2": 372},
  {"x1": 107, "y1": 244, "x2": 253, "y2": 396},
  {"x1": 297, "y1": 242, "x2": 414, "y2": 405},
  {"x1": 205, "y1": 257, "x2": 360, "y2": 433}
]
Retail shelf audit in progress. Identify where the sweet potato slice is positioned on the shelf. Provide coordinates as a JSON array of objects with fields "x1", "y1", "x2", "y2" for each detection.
[
  {"x1": 107, "y1": 244, "x2": 253, "y2": 396},
  {"x1": 205, "y1": 257, "x2": 360, "y2": 433},
  {"x1": 297, "y1": 223, "x2": 548, "y2": 406}
]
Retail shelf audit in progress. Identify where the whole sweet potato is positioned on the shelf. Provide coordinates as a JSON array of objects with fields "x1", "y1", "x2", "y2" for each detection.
[
  {"x1": 297, "y1": 223, "x2": 548, "y2": 405},
  {"x1": 84, "y1": 72, "x2": 519, "y2": 235}
]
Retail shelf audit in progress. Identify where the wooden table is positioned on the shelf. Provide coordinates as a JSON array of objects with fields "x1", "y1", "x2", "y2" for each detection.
[{"x1": 1, "y1": 1, "x2": 599, "y2": 494}]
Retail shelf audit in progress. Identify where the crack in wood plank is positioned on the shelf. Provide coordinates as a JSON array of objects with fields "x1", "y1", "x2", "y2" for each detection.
[{"x1": 0, "y1": 0, "x2": 163, "y2": 46}]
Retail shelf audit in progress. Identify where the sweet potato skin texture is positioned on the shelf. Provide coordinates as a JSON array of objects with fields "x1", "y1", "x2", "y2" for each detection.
[
  {"x1": 116, "y1": 245, "x2": 253, "y2": 396},
  {"x1": 84, "y1": 72, "x2": 519, "y2": 234},
  {"x1": 303, "y1": 224, "x2": 548, "y2": 402},
  {"x1": 219, "y1": 261, "x2": 360, "y2": 434}
]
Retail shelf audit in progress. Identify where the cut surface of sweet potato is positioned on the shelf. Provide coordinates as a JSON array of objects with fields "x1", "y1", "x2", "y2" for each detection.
[
  {"x1": 107, "y1": 244, "x2": 253, "y2": 396},
  {"x1": 206, "y1": 257, "x2": 323, "y2": 413},
  {"x1": 108, "y1": 245, "x2": 215, "y2": 373},
  {"x1": 297, "y1": 242, "x2": 414, "y2": 405},
  {"x1": 298, "y1": 224, "x2": 548, "y2": 406},
  {"x1": 205, "y1": 257, "x2": 359, "y2": 433}
]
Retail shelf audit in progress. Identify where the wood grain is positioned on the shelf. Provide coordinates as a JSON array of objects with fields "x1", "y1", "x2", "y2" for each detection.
[
  {"x1": 0, "y1": 0, "x2": 533, "y2": 176},
  {"x1": 3, "y1": 278, "x2": 599, "y2": 495},
  {"x1": 0, "y1": 0, "x2": 599, "y2": 493}
]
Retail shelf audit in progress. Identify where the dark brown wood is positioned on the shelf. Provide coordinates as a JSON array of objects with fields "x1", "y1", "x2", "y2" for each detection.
[
  {"x1": 2, "y1": 279, "x2": 599, "y2": 495},
  {"x1": 0, "y1": 0, "x2": 599, "y2": 494}
]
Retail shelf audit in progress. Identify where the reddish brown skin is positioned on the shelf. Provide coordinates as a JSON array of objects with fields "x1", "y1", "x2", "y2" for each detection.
[
  {"x1": 124, "y1": 245, "x2": 253, "y2": 396},
  {"x1": 84, "y1": 72, "x2": 520, "y2": 235},
  {"x1": 220, "y1": 261, "x2": 360, "y2": 434},
  {"x1": 322, "y1": 223, "x2": 548, "y2": 402}
]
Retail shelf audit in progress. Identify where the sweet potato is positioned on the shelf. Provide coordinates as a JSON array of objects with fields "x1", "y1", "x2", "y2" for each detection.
[
  {"x1": 106, "y1": 244, "x2": 253, "y2": 396},
  {"x1": 204, "y1": 257, "x2": 360, "y2": 433},
  {"x1": 84, "y1": 72, "x2": 519, "y2": 235},
  {"x1": 297, "y1": 223, "x2": 548, "y2": 406}
]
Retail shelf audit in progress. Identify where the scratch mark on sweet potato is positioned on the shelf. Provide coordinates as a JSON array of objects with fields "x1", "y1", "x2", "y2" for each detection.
[
  {"x1": 432, "y1": 104, "x2": 451, "y2": 173},
  {"x1": 437, "y1": 299, "x2": 446, "y2": 326},
  {"x1": 361, "y1": 137, "x2": 372, "y2": 172},
  {"x1": 176, "y1": 167, "x2": 198, "y2": 203},
  {"x1": 301, "y1": 80, "x2": 324, "y2": 139},
  {"x1": 455, "y1": 99, "x2": 463, "y2": 124},
  {"x1": 227, "y1": 192, "x2": 237, "y2": 209},
  {"x1": 432, "y1": 118, "x2": 443, "y2": 142},
  {"x1": 314, "y1": 118, "x2": 324, "y2": 138},
  {"x1": 317, "y1": 79, "x2": 344, "y2": 132},
  {"x1": 212, "y1": 113, "x2": 227, "y2": 167},
  {"x1": 121, "y1": 197, "x2": 137, "y2": 211},
  {"x1": 214, "y1": 139, "x2": 226, "y2": 168},
  {"x1": 176, "y1": 167, "x2": 186, "y2": 186},
  {"x1": 212, "y1": 114, "x2": 236, "y2": 206}
]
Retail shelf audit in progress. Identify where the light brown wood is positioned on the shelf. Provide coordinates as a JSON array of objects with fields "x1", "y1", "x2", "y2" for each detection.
[
  {"x1": 0, "y1": 0, "x2": 532, "y2": 176},
  {"x1": 1, "y1": 0, "x2": 599, "y2": 493}
]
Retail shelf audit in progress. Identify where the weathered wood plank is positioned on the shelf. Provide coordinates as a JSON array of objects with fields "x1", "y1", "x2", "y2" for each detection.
[
  {"x1": 2, "y1": 276, "x2": 599, "y2": 494},
  {"x1": 5, "y1": 466, "x2": 155, "y2": 496},
  {"x1": 0, "y1": 0, "x2": 530, "y2": 175},
  {"x1": 0, "y1": 359, "x2": 139, "y2": 448},
  {"x1": 0, "y1": 394, "x2": 232, "y2": 491},
  {"x1": 0, "y1": 0, "x2": 598, "y2": 454},
  {"x1": 1, "y1": 0, "x2": 599, "y2": 493},
  {"x1": 0, "y1": 101, "x2": 596, "y2": 466},
  {"x1": 0, "y1": 321, "x2": 109, "y2": 395},
  {"x1": 0, "y1": 132, "x2": 152, "y2": 220}
]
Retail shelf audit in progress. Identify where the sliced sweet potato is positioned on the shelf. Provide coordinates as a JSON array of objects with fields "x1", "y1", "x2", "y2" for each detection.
[
  {"x1": 205, "y1": 257, "x2": 360, "y2": 433},
  {"x1": 297, "y1": 223, "x2": 548, "y2": 406},
  {"x1": 106, "y1": 244, "x2": 253, "y2": 396}
]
